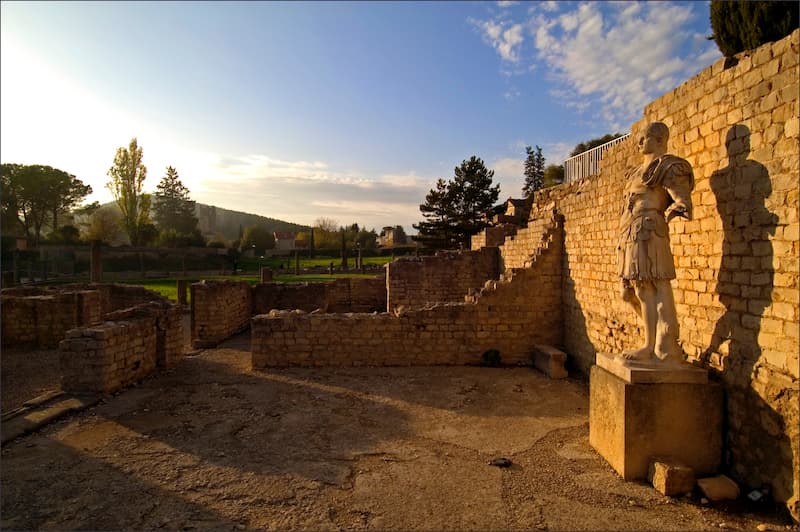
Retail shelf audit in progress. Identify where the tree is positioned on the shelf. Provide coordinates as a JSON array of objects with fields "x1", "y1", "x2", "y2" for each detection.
[
  {"x1": 241, "y1": 225, "x2": 275, "y2": 255},
  {"x1": 522, "y1": 145, "x2": 545, "y2": 197},
  {"x1": 570, "y1": 133, "x2": 625, "y2": 157},
  {"x1": 107, "y1": 137, "x2": 151, "y2": 246},
  {"x1": 543, "y1": 164, "x2": 565, "y2": 188},
  {"x1": 153, "y1": 166, "x2": 198, "y2": 236},
  {"x1": 393, "y1": 225, "x2": 407, "y2": 245},
  {"x1": 414, "y1": 156, "x2": 500, "y2": 249},
  {"x1": 0, "y1": 163, "x2": 92, "y2": 245},
  {"x1": 83, "y1": 205, "x2": 123, "y2": 244},
  {"x1": 710, "y1": 1, "x2": 798, "y2": 58}
]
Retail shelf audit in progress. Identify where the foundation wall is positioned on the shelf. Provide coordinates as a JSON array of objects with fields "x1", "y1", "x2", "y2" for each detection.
[
  {"x1": 386, "y1": 247, "x2": 501, "y2": 311},
  {"x1": 325, "y1": 277, "x2": 387, "y2": 313},
  {"x1": 528, "y1": 31, "x2": 799, "y2": 517},
  {"x1": 1, "y1": 290, "x2": 101, "y2": 348},
  {"x1": 59, "y1": 301, "x2": 183, "y2": 394}
]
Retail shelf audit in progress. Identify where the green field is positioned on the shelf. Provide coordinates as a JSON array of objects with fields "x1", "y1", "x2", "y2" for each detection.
[{"x1": 117, "y1": 272, "x2": 381, "y2": 302}]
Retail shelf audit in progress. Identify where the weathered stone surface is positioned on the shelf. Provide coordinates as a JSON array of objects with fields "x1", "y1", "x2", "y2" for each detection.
[
  {"x1": 589, "y1": 365, "x2": 722, "y2": 480},
  {"x1": 698, "y1": 475, "x2": 741, "y2": 501},
  {"x1": 648, "y1": 457, "x2": 696, "y2": 496},
  {"x1": 596, "y1": 352, "x2": 707, "y2": 384},
  {"x1": 532, "y1": 344, "x2": 568, "y2": 379}
]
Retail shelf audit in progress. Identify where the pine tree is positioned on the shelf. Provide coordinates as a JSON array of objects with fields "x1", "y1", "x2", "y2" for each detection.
[
  {"x1": 414, "y1": 156, "x2": 500, "y2": 249},
  {"x1": 153, "y1": 166, "x2": 198, "y2": 236},
  {"x1": 522, "y1": 145, "x2": 545, "y2": 197}
]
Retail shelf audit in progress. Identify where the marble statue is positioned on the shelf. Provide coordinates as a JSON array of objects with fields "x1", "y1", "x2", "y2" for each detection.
[{"x1": 617, "y1": 122, "x2": 694, "y2": 364}]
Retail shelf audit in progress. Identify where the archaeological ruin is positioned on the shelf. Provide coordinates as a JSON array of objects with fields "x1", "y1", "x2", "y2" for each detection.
[{"x1": 1, "y1": 30, "x2": 798, "y2": 522}]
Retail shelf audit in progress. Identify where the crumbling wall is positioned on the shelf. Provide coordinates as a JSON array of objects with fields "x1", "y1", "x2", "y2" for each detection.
[
  {"x1": 471, "y1": 223, "x2": 519, "y2": 249},
  {"x1": 59, "y1": 301, "x2": 183, "y2": 394},
  {"x1": 252, "y1": 282, "x2": 327, "y2": 314},
  {"x1": 386, "y1": 247, "x2": 501, "y2": 311},
  {"x1": 528, "y1": 31, "x2": 799, "y2": 518},
  {"x1": 191, "y1": 280, "x2": 252, "y2": 348},
  {"x1": 252, "y1": 220, "x2": 561, "y2": 367}
]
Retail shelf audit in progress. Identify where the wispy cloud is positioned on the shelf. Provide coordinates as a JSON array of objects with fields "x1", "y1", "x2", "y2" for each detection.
[
  {"x1": 473, "y1": 2, "x2": 721, "y2": 131},
  {"x1": 472, "y1": 19, "x2": 525, "y2": 63}
]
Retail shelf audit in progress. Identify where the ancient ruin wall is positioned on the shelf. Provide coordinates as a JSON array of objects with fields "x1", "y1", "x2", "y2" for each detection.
[
  {"x1": 59, "y1": 302, "x2": 183, "y2": 394},
  {"x1": 471, "y1": 224, "x2": 519, "y2": 249},
  {"x1": 1, "y1": 289, "x2": 101, "y2": 348},
  {"x1": 528, "y1": 31, "x2": 798, "y2": 516},
  {"x1": 252, "y1": 221, "x2": 562, "y2": 368},
  {"x1": 191, "y1": 280, "x2": 252, "y2": 348},
  {"x1": 252, "y1": 283, "x2": 327, "y2": 314},
  {"x1": 325, "y1": 278, "x2": 387, "y2": 313},
  {"x1": 386, "y1": 247, "x2": 501, "y2": 311}
]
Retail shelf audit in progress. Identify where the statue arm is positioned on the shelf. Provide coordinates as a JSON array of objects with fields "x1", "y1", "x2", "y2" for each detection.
[{"x1": 663, "y1": 160, "x2": 694, "y2": 222}]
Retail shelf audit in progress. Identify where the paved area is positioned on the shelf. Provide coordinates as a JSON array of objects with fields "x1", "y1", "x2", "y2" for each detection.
[{"x1": 1, "y1": 331, "x2": 796, "y2": 531}]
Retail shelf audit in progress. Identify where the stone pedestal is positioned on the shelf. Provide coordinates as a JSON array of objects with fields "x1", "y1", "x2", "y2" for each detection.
[{"x1": 589, "y1": 353, "x2": 722, "y2": 480}]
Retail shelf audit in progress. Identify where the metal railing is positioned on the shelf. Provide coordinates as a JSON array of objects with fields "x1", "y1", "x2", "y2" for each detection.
[{"x1": 563, "y1": 134, "x2": 630, "y2": 183}]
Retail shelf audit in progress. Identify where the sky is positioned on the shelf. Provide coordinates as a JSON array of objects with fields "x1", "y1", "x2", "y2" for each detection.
[{"x1": 1, "y1": 1, "x2": 720, "y2": 233}]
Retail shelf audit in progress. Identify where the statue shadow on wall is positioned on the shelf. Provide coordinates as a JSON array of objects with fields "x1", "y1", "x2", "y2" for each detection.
[{"x1": 701, "y1": 124, "x2": 791, "y2": 502}]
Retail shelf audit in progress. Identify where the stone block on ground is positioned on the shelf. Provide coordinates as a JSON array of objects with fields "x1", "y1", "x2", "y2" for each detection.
[
  {"x1": 698, "y1": 475, "x2": 740, "y2": 501},
  {"x1": 531, "y1": 344, "x2": 568, "y2": 379},
  {"x1": 648, "y1": 457, "x2": 696, "y2": 496}
]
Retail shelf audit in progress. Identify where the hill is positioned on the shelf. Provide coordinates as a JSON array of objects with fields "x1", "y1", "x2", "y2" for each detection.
[{"x1": 195, "y1": 203, "x2": 309, "y2": 241}]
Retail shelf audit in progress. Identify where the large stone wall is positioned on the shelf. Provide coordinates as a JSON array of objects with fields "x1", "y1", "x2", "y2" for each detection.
[
  {"x1": 191, "y1": 280, "x2": 252, "y2": 348},
  {"x1": 252, "y1": 218, "x2": 562, "y2": 368},
  {"x1": 59, "y1": 301, "x2": 183, "y2": 394},
  {"x1": 386, "y1": 247, "x2": 501, "y2": 311},
  {"x1": 252, "y1": 282, "x2": 327, "y2": 314},
  {"x1": 251, "y1": 278, "x2": 386, "y2": 315},
  {"x1": 523, "y1": 31, "x2": 798, "y2": 518}
]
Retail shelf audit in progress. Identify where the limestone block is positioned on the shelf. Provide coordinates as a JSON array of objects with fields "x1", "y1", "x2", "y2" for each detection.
[
  {"x1": 697, "y1": 475, "x2": 740, "y2": 501},
  {"x1": 589, "y1": 365, "x2": 722, "y2": 480},
  {"x1": 531, "y1": 344, "x2": 568, "y2": 379},
  {"x1": 648, "y1": 457, "x2": 696, "y2": 496}
]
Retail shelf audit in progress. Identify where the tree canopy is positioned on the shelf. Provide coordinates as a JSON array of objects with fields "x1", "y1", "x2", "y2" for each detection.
[
  {"x1": 1, "y1": 163, "x2": 92, "y2": 245},
  {"x1": 543, "y1": 164, "x2": 565, "y2": 189},
  {"x1": 413, "y1": 156, "x2": 500, "y2": 250},
  {"x1": 152, "y1": 166, "x2": 201, "y2": 247},
  {"x1": 107, "y1": 138, "x2": 151, "y2": 246},
  {"x1": 241, "y1": 225, "x2": 276, "y2": 255},
  {"x1": 710, "y1": 1, "x2": 798, "y2": 58},
  {"x1": 569, "y1": 133, "x2": 625, "y2": 157},
  {"x1": 522, "y1": 145, "x2": 545, "y2": 197}
]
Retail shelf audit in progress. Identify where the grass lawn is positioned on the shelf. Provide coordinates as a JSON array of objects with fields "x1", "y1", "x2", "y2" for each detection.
[{"x1": 116, "y1": 272, "x2": 381, "y2": 302}]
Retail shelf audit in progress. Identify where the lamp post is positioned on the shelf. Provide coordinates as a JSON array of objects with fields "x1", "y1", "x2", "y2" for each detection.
[{"x1": 356, "y1": 241, "x2": 363, "y2": 272}]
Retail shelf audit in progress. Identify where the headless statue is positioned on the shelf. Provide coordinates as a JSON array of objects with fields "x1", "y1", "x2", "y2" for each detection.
[{"x1": 617, "y1": 122, "x2": 694, "y2": 364}]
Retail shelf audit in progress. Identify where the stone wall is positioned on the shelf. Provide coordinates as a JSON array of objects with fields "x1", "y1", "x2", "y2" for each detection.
[
  {"x1": 0, "y1": 283, "x2": 172, "y2": 349},
  {"x1": 325, "y1": 278, "x2": 387, "y2": 313},
  {"x1": 252, "y1": 218, "x2": 562, "y2": 368},
  {"x1": 191, "y1": 280, "x2": 252, "y2": 348},
  {"x1": 252, "y1": 282, "x2": 327, "y2": 314},
  {"x1": 1, "y1": 290, "x2": 100, "y2": 348},
  {"x1": 523, "y1": 31, "x2": 798, "y2": 518},
  {"x1": 59, "y1": 301, "x2": 183, "y2": 394},
  {"x1": 386, "y1": 247, "x2": 501, "y2": 311},
  {"x1": 471, "y1": 223, "x2": 519, "y2": 249}
]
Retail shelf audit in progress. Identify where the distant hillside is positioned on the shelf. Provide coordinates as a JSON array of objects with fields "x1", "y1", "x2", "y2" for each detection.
[{"x1": 195, "y1": 203, "x2": 309, "y2": 241}]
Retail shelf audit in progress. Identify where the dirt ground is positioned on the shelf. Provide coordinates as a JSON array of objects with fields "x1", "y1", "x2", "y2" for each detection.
[{"x1": 1, "y1": 330, "x2": 797, "y2": 531}]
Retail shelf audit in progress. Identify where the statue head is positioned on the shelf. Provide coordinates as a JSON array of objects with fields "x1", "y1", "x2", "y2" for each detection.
[{"x1": 639, "y1": 122, "x2": 669, "y2": 156}]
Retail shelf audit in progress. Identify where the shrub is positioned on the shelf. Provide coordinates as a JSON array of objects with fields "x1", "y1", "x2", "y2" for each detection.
[{"x1": 710, "y1": 1, "x2": 799, "y2": 58}]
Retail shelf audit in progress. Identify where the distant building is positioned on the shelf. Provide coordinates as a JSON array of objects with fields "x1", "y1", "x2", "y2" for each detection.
[
  {"x1": 378, "y1": 226, "x2": 408, "y2": 247},
  {"x1": 274, "y1": 231, "x2": 296, "y2": 251},
  {"x1": 490, "y1": 197, "x2": 531, "y2": 225}
]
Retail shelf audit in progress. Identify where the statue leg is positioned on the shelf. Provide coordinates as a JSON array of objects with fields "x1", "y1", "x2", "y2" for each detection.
[
  {"x1": 655, "y1": 280, "x2": 683, "y2": 363},
  {"x1": 623, "y1": 280, "x2": 657, "y2": 361}
]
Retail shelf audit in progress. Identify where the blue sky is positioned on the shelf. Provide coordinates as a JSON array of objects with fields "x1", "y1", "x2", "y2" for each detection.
[{"x1": 1, "y1": 1, "x2": 720, "y2": 233}]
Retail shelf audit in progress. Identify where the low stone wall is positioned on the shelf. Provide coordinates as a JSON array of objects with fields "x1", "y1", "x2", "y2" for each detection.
[
  {"x1": 1, "y1": 289, "x2": 101, "y2": 348},
  {"x1": 191, "y1": 280, "x2": 252, "y2": 348},
  {"x1": 386, "y1": 247, "x2": 501, "y2": 311},
  {"x1": 325, "y1": 278, "x2": 386, "y2": 313},
  {"x1": 252, "y1": 283, "x2": 327, "y2": 314},
  {"x1": 252, "y1": 220, "x2": 562, "y2": 368},
  {"x1": 59, "y1": 301, "x2": 183, "y2": 394}
]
